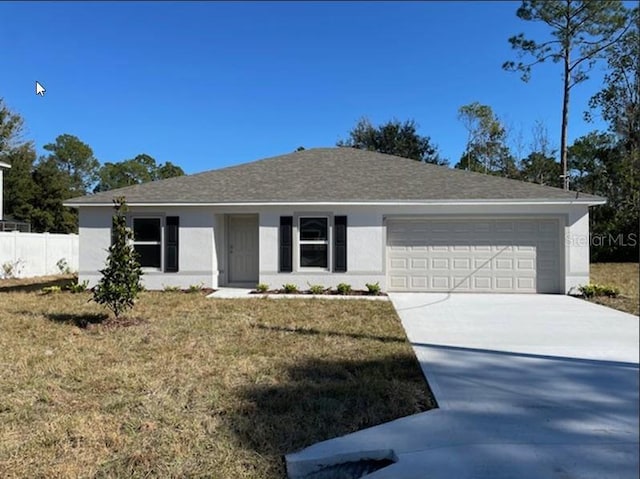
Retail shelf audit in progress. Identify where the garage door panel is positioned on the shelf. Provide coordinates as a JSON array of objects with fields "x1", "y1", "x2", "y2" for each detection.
[
  {"x1": 495, "y1": 277, "x2": 515, "y2": 290},
  {"x1": 474, "y1": 258, "x2": 492, "y2": 270},
  {"x1": 516, "y1": 222, "x2": 537, "y2": 233},
  {"x1": 473, "y1": 222, "x2": 492, "y2": 233},
  {"x1": 431, "y1": 258, "x2": 449, "y2": 269},
  {"x1": 495, "y1": 221, "x2": 516, "y2": 233},
  {"x1": 495, "y1": 258, "x2": 514, "y2": 270},
  {"x1": 389, "y1": 276, "x2": 408, "y2": 289},
  {"x1": 431, "y1": 276, "x2": 450, "y2": 289},
  {"x1": 389, "y1": 257, "x2": 408, "y2": 269},
  {"x1": 387, "y1": 218, "x2": 561, "y2": 293},
  {"x1": 538, "y1": 240, "x2": 557, "y2": 252},
  {"x1": 517, "y1": 258, "x2": 536, "y2": 270},
  {"x1": 453, "y1": 277, "x2": 471, "y2": 289},
  {"x1": 410, "y1": 258, "x2": 428, "y2": 270},
  {"x1": 410, "y1": 276, "x2": 428, "y2": 289},
  {"x1": 538, "y1": 259, "x2": 557, "y2": 272},
  {"x1": 517, "y1": 277, "x2": 536, "y2": 289},
  {"x1": 539, "y1": 221, "x2": 559, "y2": 236},
  {"x1": 452, "y1": 258, "x2": 471, "y2": 269},
  {"x1": 473, "y1": 276, "x2": 492, "y2": 289}
]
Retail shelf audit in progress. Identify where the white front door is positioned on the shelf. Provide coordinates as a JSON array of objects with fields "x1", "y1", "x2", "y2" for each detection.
[{"x1": 228, "y1": 215, "x2": 259, "y2": 284}]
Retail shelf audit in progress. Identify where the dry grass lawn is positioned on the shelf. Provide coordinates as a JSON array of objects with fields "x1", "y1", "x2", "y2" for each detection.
[
  {"x1": 590, "y1": 263, "x2": 639, "y2": 316},
  {"x1": 0, "y1": 280, "x2": 433, "y2": 478}
]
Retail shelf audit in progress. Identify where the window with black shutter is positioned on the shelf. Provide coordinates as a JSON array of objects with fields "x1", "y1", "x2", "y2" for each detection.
[
  {"x1": 279, "y1": 216, "x2": 293, "y2": 272},
  {"x1": 133, "y1": 218, "x2": 162, "y2": 268},
  {"x1": 165, "y1": 216, "x2": 179, "y2": 272},
  {"x1": 334, "y1": 216, "x2": 347, "y2": 272}
]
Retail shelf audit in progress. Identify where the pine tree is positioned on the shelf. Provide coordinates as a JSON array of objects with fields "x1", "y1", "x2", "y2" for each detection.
[{"x1": 93, "y1": 197, "x2": 143, "y2": 318}]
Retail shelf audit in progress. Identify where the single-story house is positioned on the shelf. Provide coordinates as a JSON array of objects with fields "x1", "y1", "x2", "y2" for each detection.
[{"x1": 65, "y1": 147, "x2": 605, "y2": 293}]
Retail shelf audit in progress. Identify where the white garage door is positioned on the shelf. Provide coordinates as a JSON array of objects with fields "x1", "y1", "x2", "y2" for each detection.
[{"x1": 387, "y1": 218, "x2": 561, "y2": 293}]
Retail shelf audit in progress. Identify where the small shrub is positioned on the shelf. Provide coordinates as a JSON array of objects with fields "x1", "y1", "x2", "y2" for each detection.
[
  {"x1": 92, "y1": 197, "x2": 143, "y2": 318},
  {"x1": 66, "y1": 279, "x2": 89, "y2": 293},
  {"x1": 256, "y1": 283, "x2": 269, "y2": 293},
  {"x1": 163, "y1": 285, "x2": 181, "y2": 292},
  {"x1": 2, "y1": 261, "x2": 15, "y2": 279},
  {"x1": 366, "y1": 282, "x2": 381, "y2": 295},
  {"x1": 578, "y1": 283, "x2": 620, "y2": 298},
  {"x1": 1, "y1": 259, "x2": 24, "y2": 279},
  {"x1": 42, "y1": 285, "x2": 62, "y2": 294},
  {"x1": 336, "y1": 283, "x2": 352, "y2": 295},
  {"x1": 578, "y1": 284, "x2": 597, "y2": 298},
  {"x1": 56, "y1": 258, "x2": 72, "y2": 275},
  {"x1": 600, "y1": 285, "x2": 620, "y2": 297},
  {"x1": 308, "y1": 284, "x2": 325, "y2": 295},
  {"x1": 282, "y1": 283, "x2": 299, "y2": 294},
  {"x1": 187, "y1": 283, "x2": 204, "y2": 293}
]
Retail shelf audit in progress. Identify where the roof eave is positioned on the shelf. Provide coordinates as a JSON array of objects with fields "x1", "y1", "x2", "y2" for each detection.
[{"x1": 64, "y1": 198, "x2": 607, "y2": 208}]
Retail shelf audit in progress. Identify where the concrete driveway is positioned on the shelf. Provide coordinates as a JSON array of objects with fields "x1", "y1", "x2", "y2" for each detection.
[{"x1": 286, "y1": 294, "x2": 639, "y2": 479}]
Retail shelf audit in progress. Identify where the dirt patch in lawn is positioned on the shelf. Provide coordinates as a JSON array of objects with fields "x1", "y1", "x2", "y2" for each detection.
[{"x1": 0, "y1": 288, "x2": 434, "y2": 478}]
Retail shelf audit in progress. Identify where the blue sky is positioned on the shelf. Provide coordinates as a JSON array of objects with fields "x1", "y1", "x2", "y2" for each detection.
[{"x1": 1, "y1": 1, "x2": 614, "y2": 173}]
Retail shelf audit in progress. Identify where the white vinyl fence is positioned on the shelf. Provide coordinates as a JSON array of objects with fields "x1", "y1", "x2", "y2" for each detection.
[{"x1": 0, "y1": 231, "x2": 79, "y2": 278}]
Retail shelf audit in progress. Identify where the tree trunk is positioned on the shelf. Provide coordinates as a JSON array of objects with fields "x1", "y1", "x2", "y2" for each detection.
[
  {"x1": 560, "y1": 7, "x2": 572, "y2": 192},
  {"x1": 561, "y1": 53, "x2": 570, "y2": 191}
]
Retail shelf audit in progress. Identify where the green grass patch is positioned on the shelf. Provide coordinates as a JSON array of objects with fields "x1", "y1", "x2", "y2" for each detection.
[{"x1": 0, "y1": 279, "x2": 434, "y2": 478}]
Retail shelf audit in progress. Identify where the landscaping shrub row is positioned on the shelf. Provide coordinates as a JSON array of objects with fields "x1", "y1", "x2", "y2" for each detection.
[{"x1": 252, "y1": 282, "x2": 385, "y2": 296}]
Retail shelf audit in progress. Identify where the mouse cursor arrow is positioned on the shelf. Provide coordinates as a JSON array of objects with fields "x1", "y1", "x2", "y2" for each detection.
[{"x1": 35, "y1": 81, "x2": 46, "y2": 96}]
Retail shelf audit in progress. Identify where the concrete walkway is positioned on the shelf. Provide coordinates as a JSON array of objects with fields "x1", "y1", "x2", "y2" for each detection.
[{"x1": 286, "y1": 294, "x2": 639, "y2": 479}]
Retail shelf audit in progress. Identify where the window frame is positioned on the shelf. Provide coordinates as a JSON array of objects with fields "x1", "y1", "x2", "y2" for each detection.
[
  {"x1": 297, "y1": 215, "x2": 330, "y2": 271},
  {"x1": 131, "y1": 216, "x2": 163, "y2": 271}
]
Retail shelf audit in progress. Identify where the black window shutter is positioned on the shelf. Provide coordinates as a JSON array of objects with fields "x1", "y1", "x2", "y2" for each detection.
[
  {"x1": 279, "y1": 216, "x2": 293, "y2": 273},
  {"x1": 334, "y1": 216, "x2": 347, "y2": 272},
  {"x1": 165, "y1": 216, "x2": 179, "y2": 272}
]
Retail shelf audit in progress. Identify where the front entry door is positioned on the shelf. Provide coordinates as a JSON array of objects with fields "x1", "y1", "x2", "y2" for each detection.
[{"x1": 228, "y1": 215, "x2": 259, "y2": 284}]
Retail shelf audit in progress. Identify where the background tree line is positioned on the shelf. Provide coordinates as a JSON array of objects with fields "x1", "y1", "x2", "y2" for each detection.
[{"x1": 0, "y1": 105, "x2": 185, "y2": 234}]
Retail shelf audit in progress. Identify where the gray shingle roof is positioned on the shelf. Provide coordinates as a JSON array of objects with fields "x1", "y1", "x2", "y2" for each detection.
[{"x1": 66, "y1": 147, "x2": 604, "y2": 205}]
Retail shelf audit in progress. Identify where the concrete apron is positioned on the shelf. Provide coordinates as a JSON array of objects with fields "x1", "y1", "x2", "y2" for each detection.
[{"x1": 285, "y1": 293, "x2": 639, "y2": 479}]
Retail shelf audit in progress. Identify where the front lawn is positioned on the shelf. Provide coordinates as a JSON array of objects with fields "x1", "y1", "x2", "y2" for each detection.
[
  {"x1": 590, "y1": 263, "x2": 639, "y2": 316},
  {"x1": 0, "y1": 284, "x2": 433, "y2": 478}
]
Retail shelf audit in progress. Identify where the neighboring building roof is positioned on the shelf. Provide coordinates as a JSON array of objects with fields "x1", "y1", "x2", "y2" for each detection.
[
  {"x1": 0, "y1": 161, "x2": 11, "y2": 169},
  {"x1": 65, "y1": 147, "x2": 605, "y2": 206}
]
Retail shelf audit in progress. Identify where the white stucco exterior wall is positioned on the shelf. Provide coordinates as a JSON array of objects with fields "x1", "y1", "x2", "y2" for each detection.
[
  {"x1": 78, "y1": 206, "x2": 215, "y2": 290},
  {"x1": 564, "y1": 206, "x2": 591, "y2": 293},
  {"x1": 76, "y1": 202, "x2": 594, "y2": 293},
  {"x1": 78, "y1": 206, "x2": 112, "y2": 287},
  {"x1": 258, "y1": 207, "x2": 385, "y2": 290}
]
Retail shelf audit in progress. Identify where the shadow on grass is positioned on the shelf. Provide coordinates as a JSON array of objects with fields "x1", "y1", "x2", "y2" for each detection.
[
  {"x1": 0, "y1": 277, "x2": 74, "y2": 293},
  {"x1": 46, "y1": 312, "x2": 109, "y2": 328},
  {"x1": 221, "y1": 354, "x2": 436, "y2": 476},
  {"x1": 252, "y1": 323, "x2": 406, "y2": 344}
]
